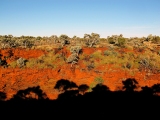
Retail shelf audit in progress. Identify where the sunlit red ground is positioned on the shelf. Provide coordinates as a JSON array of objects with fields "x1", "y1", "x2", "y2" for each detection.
[{"x1": 0, "y1": 47, "x2": 160, "y2": 100}]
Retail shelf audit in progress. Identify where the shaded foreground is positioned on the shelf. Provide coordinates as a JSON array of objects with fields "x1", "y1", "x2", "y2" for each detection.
[{"x1": 0, "y1": 78, "x2": 160, "y2": 119}]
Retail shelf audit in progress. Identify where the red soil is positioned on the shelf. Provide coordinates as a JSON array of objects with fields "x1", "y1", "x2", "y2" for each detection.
[
  {"x1": 0, "y1": 48, "x2": 160, "y2": 100},
  {"x1": 0, "y1": 48, "x2": 46, "y2": 63}
]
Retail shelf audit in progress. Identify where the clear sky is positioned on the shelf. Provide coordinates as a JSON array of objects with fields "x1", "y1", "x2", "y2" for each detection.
[{"x1": 0, "y1": 0, "x2": 160, "y2": 38}]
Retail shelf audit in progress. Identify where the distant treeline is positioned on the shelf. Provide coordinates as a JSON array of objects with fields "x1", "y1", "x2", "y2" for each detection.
[{"x1": 0, "y1": 33, "x2": 160, "y2": 49}]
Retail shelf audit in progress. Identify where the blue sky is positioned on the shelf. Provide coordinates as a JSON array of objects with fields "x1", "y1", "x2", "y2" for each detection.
[{"x1": 0, "y1": 0, "x2": 160, "y2": 38}]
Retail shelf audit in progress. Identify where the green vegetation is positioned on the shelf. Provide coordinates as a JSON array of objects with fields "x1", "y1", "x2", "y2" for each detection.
[
  {"x1": 66, "y1": 45, "x2": 82, "y2": 67},
  {"x1": 84, "y1": 33, "x2": 100, "y2": 47},
  {"x1": 117, "y1": 37, "x2": 126, "y2": 47},
  {"x1": 94, "y1": 76, "x2": 104, "y2": 84},
  {"x1": 16, "y1": 57, "x2": 27, "y2": 68},
  {"x1": 1, "y1": 33, "x2": 160, "y2": 74},
  {"x1": 59, "y1": 34, "x2": 70, "y2": 46},
  {"x1": 88, "y1": 76, "x2": 104, "y2": 92}
]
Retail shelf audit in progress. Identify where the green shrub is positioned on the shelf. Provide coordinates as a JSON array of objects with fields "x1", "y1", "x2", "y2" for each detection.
[
  {"x1": 9, "y1": 61, "x2": 17, "y2": 68},
  {"x1": 86, "y1": 62, "x2": 95, "y2": 71},
  {"x1": 108, "y1": 37, "x2": 115, "y2": 44},
  {"x1": 117, "y1": 38, "x2": 126, "y2": 47},
  {"x1": 25, "y1": 50, "x2": 65, "y2": 69},
  {"x1": 103, "y1": 50, "x2": 110, "y2": 56},
  {"x1": 151, "y1": 36, "x2": 160, "y2": 44},
  {"x1": 17, "y1": 57, "x2": 27, "y2": 68},
  {"x1": 88, "y1": 76, "x2": 104, "y2": 92},
  {"x1": 90, "y1": 50, "x2": 102, "y2": 59},
  {"x1": 26, "y1": 58, "x2": 37, "y2": 68},
  {"x1": 94, "y1": 76, "x2": 104, "y2": 84},
  {"x1": 122, "y1": 62, "x2": 132, "y2": 69}
]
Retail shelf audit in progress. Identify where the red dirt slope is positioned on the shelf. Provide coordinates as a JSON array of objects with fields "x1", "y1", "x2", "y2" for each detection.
[{"x1": 0, "y1": 48, "x2": 160, "y2": 100}]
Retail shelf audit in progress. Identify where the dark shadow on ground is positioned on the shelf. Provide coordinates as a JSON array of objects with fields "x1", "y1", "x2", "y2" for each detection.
[{"x1": 0, "y1": 78, "x2": 160, "y2": 118}]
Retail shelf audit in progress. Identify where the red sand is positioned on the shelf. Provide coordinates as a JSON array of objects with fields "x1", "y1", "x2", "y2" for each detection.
[{"x1": 0, "y1": 48, "x2": 160, "y2": 100}]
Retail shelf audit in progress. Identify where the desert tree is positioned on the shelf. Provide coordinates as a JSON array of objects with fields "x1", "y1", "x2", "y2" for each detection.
[
  {"x1": 66, "y1": 45, "x2": 82, "y2": 67},
  {"x1": 0, "y1": 35, "x2": 14, "y2": 48},
  {"x1": 107, "y1": 34, "x2": 126, "y2": 47},
  {"x1": 146, "y1": 34, "x2": 160, "y2": 44},
  {"x1": 59, "y1": 34, "x2": 70, "y2": 46},
  {"x1": 84, "y1": 33, "x2": 100, "y2": 47},
  {"x1": 66, "y1": 53, "x2": 79, "y2": 67},
  {"x1": 117, "y1": 37, "x2": 126, "y2": 47},
  {"x1": 50, "y1": 35, "x2": 58, "y2": 44},
  {"x1": 70, "y1": 45, "x2": 82, "y2": 56}
]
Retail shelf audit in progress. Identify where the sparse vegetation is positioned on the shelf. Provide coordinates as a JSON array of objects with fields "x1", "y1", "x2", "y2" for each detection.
[
  {"x1": 17, "y1": 57, "x2": 27, "y2": 68},
  {"x1": 1, "y1": 33, "x2": 159, "y2": 75},
  {"x1": 84, "y1": 33, "x2": 100, "y2": 47},
  {"x1": 0, "y1": 32, "x2": 160, "y2": 107},
  {"x1": 66, "y1": 45, "x2": 82, "y2": 67},
  {"x1": 88, "y1": 76, "x2": 104, "y2": 92}
]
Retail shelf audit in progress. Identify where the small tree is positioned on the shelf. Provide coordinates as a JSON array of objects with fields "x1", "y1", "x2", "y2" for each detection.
[
  {"x1": 117, "y1": 37, "x2": 126, "y2": 47},
  {"x1": 59, "y1": 34, "x2": 70, "y2": 46},
  {"x1": 50, "y1": 35, "x2": 58, "y2": 44},
  {"x1": 23, "y1": 39, "x2": 34, "y2": 48},
  {"x1": 151, "y1": 36, "x2": 160, "y2": 44},
  {"x1": 70, "y1": 46, "x2": 82, "y2": 55},
  {"x1": 146, "y1": 34, "x2": 154, "y2": 41},
  {"x1": 84, "y1": 33, "x2": 100, "y2": 47},
  {"x1": 66, "y1": 45, "x2": 82, "y2": 67},
  {"x1": 107, "y1": 34, "x2": 126, "y2": 47},
  {"x1": 108, "y1": 37, "x2": 115, "y2": 44},
  {"x1": 66, "y1": 53, "x2": 79, "y2": 67}
]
